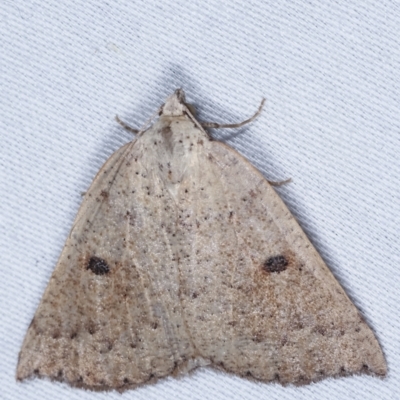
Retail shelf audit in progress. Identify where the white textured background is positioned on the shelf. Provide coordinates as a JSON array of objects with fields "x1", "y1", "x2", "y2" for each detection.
[{"x1": 1, "y1": 1, "x2": 399, "y2": 399}]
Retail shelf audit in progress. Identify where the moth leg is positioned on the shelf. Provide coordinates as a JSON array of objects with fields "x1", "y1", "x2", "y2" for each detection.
[
  {"x1": 267, "y1": 177, "x2": 292, "y2": 186},
  {"x1": 115, "y1": 115, "x2": 139, "y2": 134},
  {"x1": 201, "y1": 98, "x2": 265, "y2": 129}
]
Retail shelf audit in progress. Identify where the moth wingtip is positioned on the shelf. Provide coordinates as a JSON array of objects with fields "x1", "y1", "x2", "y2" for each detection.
[{"x1": 15, "y1": 366, "x2": 31, "y2": 382}]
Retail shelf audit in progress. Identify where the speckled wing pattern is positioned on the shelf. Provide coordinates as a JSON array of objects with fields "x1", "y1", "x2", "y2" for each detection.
[{"x1": 17, "y1": 90, "x2": 386, "y2": 390}]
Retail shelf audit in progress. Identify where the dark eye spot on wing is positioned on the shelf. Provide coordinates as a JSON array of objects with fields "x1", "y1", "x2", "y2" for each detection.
[
  {"x1": 263, "y1": 255, "x2": 288, "y2": 273},
  {"x1": 100, "y1": 190, "x2": 109, "y2": 199},
  {"x1": 87, "y1": 256, "x2": 110, "y2": 275}
]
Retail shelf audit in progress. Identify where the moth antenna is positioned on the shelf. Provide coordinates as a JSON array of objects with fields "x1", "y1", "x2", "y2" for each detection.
[
  {"x1": 115, "y1": 115, "x2": 139, "y2": 135},
  {"x1": 201, "y1": 98, "x2": 265, "y2": 129},
  {"x1": 137, "y1": 106, "x2": 163, "y2": 136}
]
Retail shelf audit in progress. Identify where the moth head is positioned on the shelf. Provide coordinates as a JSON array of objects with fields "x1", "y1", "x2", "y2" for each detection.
[{"x1": 162, "y1": 89, "x2": 196, "y2": 117}]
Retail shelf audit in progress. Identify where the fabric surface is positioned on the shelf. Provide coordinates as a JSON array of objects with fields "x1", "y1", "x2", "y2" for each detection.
[{"x1": 1, "y1": 1, "x2": 399, "y2": 399}]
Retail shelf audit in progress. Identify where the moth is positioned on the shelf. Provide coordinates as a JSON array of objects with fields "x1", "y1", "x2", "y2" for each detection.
[{"x1": 17, "y1": 90, "x2": 386, "y2": 390}]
